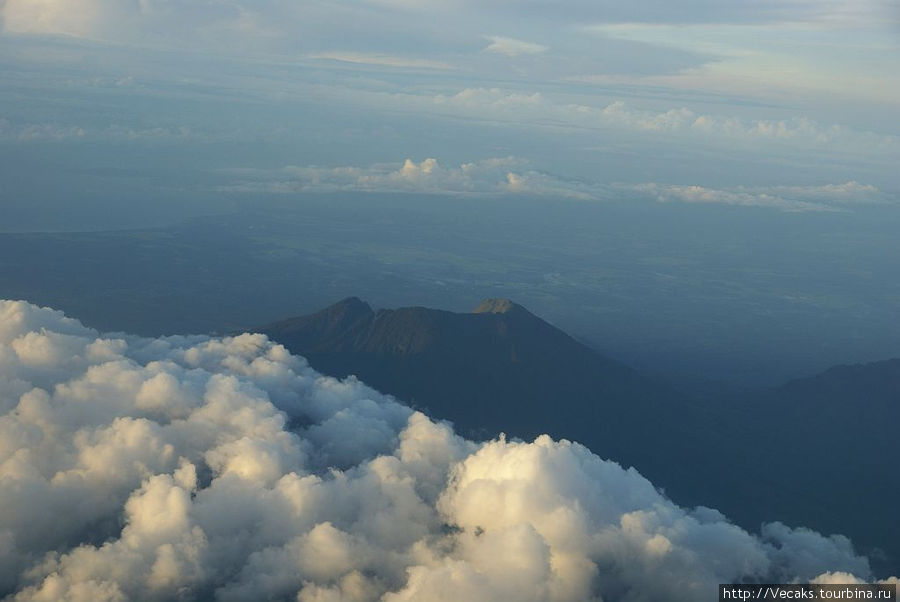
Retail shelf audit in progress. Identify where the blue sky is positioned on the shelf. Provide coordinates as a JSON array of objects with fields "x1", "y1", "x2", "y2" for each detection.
[{"x1": 1, "y1": 0, "x2": 899, "y2": 220}]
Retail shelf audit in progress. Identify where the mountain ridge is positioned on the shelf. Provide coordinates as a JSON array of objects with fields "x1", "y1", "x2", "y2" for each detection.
[
  {"x1": 258, "y1": 297, "x2": 734, "y2": 517},
  {"x1": 260, "y1": 296, "x2": 680, "y2": 436},
  {"x1": 258, "y1": 297, "x2": 900, "y2": 574}
]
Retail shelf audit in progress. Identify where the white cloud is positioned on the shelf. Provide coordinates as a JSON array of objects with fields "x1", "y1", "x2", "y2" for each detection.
[
  {"x1": 0, "y1": 0, "x2": 285, "y2": 50},
  {"x1": 2, "y1": 0, "x2": 896, "y2": 115},
  {"x1": 581, "y1": 17, "x2": 900, "y2": 105},
  {"x1": 483, "y1": 36, "x2": 548, "y2": 57},
  {"x1": 0, "y1": 119, "x2": 86, "y2": 142},
  {"x1": 629, "y1": 183, "x2": 831, "y2": 212},
  {"x1": 223, "y1": 156, "x2": 593, "y2": 200},
  {"x1": 769, "y1": 181, "x2": 882, "y2": 203},
  {"x1": 1, "y1": 0, "x2": 112, "y2": 37},
  {"x1": 307, "y1": 52, "x2": 454, "y2": 70},
  {"x1": 626, "y1": 181, "x2": 886, "y2": 212},
  {"x1": 417, "y1": 89, "x2": 900, "y2": 154},
  {"x1": 4, "y1": 0, "x2": 890, "y2": 41},
  {"x1": 0, "y1": 118, "x2": 196, "y2": 143},
  {"x1": 223, "y1": 155, "x2": 887, "y2": 212},
  {"x1": 2, "y1": 13, "x2": 896, "y2": 179},
  {"x1": 0, "y1": 299, "x2": 895, "y2": 600},
  {"x1": 0, "y1": 0, "x2": 234, "y2": 38}
]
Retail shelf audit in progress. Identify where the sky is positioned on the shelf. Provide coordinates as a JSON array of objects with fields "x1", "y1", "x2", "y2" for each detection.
[
  {"x1": 2, "y1": 5, "x2": 900, "y2": 597},
  {"x1": 2, "y1": 0, "x2": 899, "y2": 223}
]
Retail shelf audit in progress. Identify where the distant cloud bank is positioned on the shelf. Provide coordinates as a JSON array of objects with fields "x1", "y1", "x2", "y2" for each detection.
[
  {"x1": 223, "y1": 157, "x2": 594, "y2": 200},
  {"x1": 0, "y1": 299, "x2": 896, "y2": 600},
  {"x1": 223, "y1": 156, "x2": 887, "y2": 212},
  {"x1": 625, "y1": 181, "x2": 885, "y2": 212},
  {"x1": 0, "y1": 118, "x2": 196, "y2": 143},
  {"x1": 413, "y1": 90, "x2": 900, "y2": 155}
]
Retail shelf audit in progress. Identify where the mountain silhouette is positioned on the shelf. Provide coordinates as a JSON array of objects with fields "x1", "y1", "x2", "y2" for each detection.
[
  {"x1": 779, "y1": 358, "x2": 900, "y2": 413},
  {"x1": 259, "y1": 297, "x2": 715, "y2": 495},
  {"x1": 259, "y1": 298, "x2": 900, "y2": 573},
  {"x1": 756, "y1": 358, "x2": 900, "y2": 569}
]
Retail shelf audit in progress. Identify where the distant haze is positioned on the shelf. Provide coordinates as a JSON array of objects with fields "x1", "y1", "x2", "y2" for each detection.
[
  {"x1": 1, "y1": 195, "x2": 897, "y2": 385},
  {"x1": 2, "y1": 0, "x2": 899, "y2": 385}
]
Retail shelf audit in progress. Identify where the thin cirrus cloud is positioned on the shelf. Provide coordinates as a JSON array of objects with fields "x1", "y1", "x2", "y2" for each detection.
[
  {"x1": 483, "y1": 35, "x2": 549, "y2": 57},
  {"x1": 3, "y1": 0, "x2": 888, "y2": 36},
  {"x1": 580, "y1": 20, "x2": 900, "y2": 104},
  {"x1": 2, "y1": 0, "x2": 895, "y2": 112},
  {"x1": 4, "y1": 84, "x2": 895, "y2": 161},
  {"x1": 0, "y1": 118, "x2": 197, "y2": 143},
  {"x1": 0, "y1": 0, "x2": 266, "y2": 39},
  {"x1": 0, "y1": 299, "x2": 897, "y2": 600},
  {"x1": 1, "y1": 0, "x2": 897, "y2": 193},
  {"x1": 624, "y1": 181, "x2": 886, "y2": 212},
  {"x1": 419, "y1": 90, "x2": 899, "y2": 155},
  {"x1": 306, "y1": 52, "x2": 455, "y2": 70},
  {"x1": 0, "y1": 0, "x2": 896, "y2": 219},
  {"x1": 289, "y1": 83, "x2": 896, "y2": 167}
]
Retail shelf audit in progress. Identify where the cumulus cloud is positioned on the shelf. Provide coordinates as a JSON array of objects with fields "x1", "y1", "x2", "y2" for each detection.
[
  {"x1": 0, "y1": 299, "x2": 896, "y2": 600},
  {"x1": 222, "y1": 155, "x2": 887, "y2": 212},
  {"x1": 223, "y1": 157, "x2": 593, "y2": 200},
  {"x1": 483, "y1": 36, "x2": 548, "y2": 57}
]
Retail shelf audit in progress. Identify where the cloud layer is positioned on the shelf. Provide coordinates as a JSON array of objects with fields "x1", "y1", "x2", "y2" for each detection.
[
  {"x1": 484, "y1": 36, "x2": 548, "y2": 57},
  {"x1": 412, "y1": 90, "x2": 900, "y2": 155},
  {"x1": 0, "y1": 299, "x2": 896, "y2": 601},
  {"x1": 223, "y1": 157, "x2": 592, "y2": 200},
  {"x1": 224, "y1": 156, "x2": 887, "y2": 212},
  {"x1": 625, "y1": 181, "x2": 886, "y2": 212}
]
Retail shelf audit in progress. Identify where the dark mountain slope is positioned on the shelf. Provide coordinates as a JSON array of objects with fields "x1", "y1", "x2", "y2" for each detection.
[
  {"x1": 260, "y1": 298, "x2": 900, "y2": 573},
  {"x1": 779, "y1": 358, "x2": 900, "y2": 412},
  {"x1": 748, "y1": 359, "x2": 900, "y2": 569},
  {"x1": 261, "y1": 299, "x2": 747, "y2": 512}
]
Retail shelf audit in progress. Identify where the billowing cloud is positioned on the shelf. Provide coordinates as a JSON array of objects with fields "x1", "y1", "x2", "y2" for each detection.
[{"x1": 0, "y1": 299, "x2": 895, "y2": 600}]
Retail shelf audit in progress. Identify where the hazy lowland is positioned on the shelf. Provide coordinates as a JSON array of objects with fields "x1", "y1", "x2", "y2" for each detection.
[
  {"x1": 2, "y1": 194, "x2": 899, "y2": 581},
  {"x1": 3, "y1": 193, "x2": 899, "y2": 387},
  {"x1": 1, "y1": 1, "x2": 899, "y2": 599}
]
